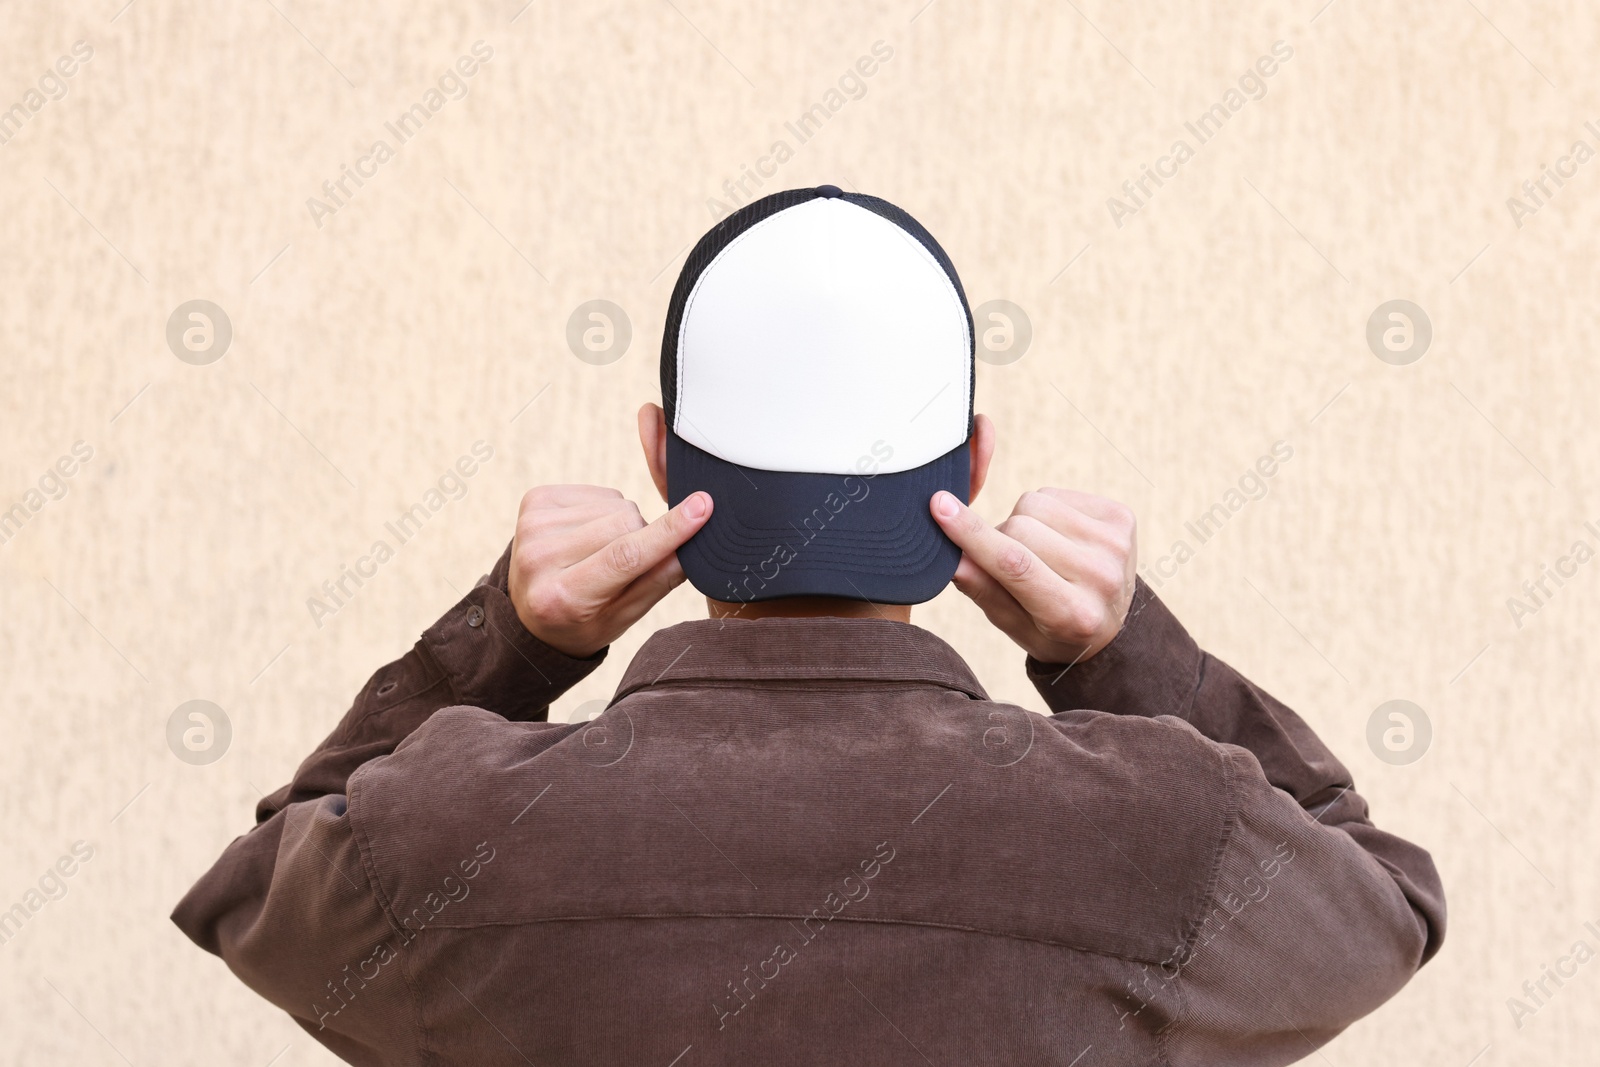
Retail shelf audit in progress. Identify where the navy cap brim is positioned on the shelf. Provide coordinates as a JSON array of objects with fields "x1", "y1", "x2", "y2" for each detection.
[{"x1": 667, "y1": 431, "x2": 968, "y2": 605}]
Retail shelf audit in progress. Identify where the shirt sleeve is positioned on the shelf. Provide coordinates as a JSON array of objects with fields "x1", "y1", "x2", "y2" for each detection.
[
  {"x1": 1028, "y1": 579, "x2": 1446, "y2": 1064},
  {"x1": 170, "y1": 542, "x2": 604, "y2": 1063}
]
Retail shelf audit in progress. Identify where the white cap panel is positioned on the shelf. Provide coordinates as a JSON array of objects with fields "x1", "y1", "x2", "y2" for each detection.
[{"x1": 673, "y1": 197, "x2": 970, "y2": 475}]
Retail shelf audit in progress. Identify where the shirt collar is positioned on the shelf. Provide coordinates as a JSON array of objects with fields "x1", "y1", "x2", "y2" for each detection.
[{"x1": 614, "y1": 616, "x2": 989, "y2": 701}]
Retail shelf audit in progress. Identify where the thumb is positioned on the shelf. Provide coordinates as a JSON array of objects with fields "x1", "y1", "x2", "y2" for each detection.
[
  {"x1": 930, "y1": 489, "x2": 1059, "y2": 615},
  {"x1": 578, "y1": 491, "x2": 713, "y2": 594}
]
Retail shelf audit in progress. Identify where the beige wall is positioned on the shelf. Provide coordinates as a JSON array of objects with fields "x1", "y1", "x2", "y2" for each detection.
[{"x1": 3, "y1": 0, "x2": 1596, "y2": 1062}]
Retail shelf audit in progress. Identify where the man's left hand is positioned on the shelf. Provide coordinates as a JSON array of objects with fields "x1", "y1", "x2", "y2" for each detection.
[{"x1": 931, "y1": 487, "x2": 1136, "y2": 666}]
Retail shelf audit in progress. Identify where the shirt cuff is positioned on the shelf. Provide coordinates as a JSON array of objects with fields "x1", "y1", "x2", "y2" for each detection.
[
  {"x1": 1024, "y1": 577, "x2": 1203, "y2": 719},
  {"x1": 421, "y1": 541, "x2": 606, "y2": 721}
]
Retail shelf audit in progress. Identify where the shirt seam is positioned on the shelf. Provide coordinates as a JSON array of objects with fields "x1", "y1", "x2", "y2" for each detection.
[
  {"x1": 619, "y1": 675, "x2": 986, "y2": 700},
  {"x1": 348, "y1": 771, "x2": 436, "y2": 1065},
  {"x1": 349, "y1": 640, "x2": 453, "y2": 1065},
  {"x1": 633, "y1": 668, "x2": 975, "y2": 676},
  {"x1": 1182, "y1": 652, "x2": 1209, "y2": 723},
  {"x1": 1162, "y1": 738, "x2": 1244, "y2": 1060},
  {"x1": 334, "y1": 645, "x2": 449, "y2": 743},
  {"x1": 398, "y1": 921, "x2": 435, "y2": 1067},
  {"x1": 386, "y1": 910, "x2": 1184, "y2": 966}
]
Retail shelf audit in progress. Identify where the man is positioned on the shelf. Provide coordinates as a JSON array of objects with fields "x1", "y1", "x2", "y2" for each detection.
[{"x1": 174, "y1": 187, "x2": 1443, "y2": 1065}]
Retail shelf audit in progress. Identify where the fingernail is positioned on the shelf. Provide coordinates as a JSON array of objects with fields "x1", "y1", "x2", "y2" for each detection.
[
  {"x1": 933, "y1": 492, "x2": 959, "y2": 519},
  {"x1": 684, "y1": 492, "x2": 708, "y2": 520}
]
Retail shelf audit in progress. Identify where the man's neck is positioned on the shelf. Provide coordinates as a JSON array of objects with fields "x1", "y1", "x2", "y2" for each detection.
[{"x1": 706, "y1": 596, "x2": 912, "y2": 624}]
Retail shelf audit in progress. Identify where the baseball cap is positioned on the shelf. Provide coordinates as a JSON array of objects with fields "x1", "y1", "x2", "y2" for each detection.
[{"x1": 661, "y1": 185, "x2": 975, "y2": 605}]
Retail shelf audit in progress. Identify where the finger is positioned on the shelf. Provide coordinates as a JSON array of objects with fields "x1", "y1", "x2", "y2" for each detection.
[
  {"x1": 1011, "y1": 492, "x2": 1136, "y2": 584},
  {"x1": 956, "y1": 549, "x2": 1109, "y2": 656},
  {"x1": 518, "y1": 498, "x2": 639, "y2": 542},
  {"x1": 1012, "y1": 490, "x2": 1109, "y2": 544},
  {"x1": 930, "y1": 491, "x2": 1070, "y2": 617},
  {"x1": 515, "y1": 502, "x2": 641, "y2": 576},
  {"x1": 609, "y1": 551, "x2": 689, "y2": 629},
  {"x1": 1029, "y1": 487, "x2": 1135, "y2": 531},
  {"x1": 567, "y1": 492, "x2": 713, "y2": 601},
  {"x1": 534, "y1": 507, "x2": 646, "y2": 569},
  {"x1": 997, "y1": 514, "x2": 1125, "y2": 595},
  {"x1": 950, "y1": 555, "x2": 1036, "y2": 636},
  {"x1": 519, "y1": 484, "x2": 625, "y2": 511}
]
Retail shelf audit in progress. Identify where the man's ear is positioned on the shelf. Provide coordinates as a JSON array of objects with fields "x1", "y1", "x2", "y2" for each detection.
[
  {"x1": 968, "y1": 413, "x2": 996, "y2": 504},
  {"x1": 638, "y1": 403, "x2": 670, "y2": 503}
]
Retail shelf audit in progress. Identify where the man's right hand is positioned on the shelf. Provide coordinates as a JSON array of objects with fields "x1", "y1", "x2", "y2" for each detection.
[
  {"x1": 508, "y1": 485, "x2": 713, "y2": 658},
  {"x1": 930, "y1": 487, "x2": 1136, "y2": 667}
]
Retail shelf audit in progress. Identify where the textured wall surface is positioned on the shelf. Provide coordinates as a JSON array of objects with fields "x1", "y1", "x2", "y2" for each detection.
[{"x1": 2, "y1": 0, "x2": 1597, "y2": 1063}]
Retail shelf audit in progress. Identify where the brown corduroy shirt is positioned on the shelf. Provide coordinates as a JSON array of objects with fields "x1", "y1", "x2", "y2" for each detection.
[{"x1": 174, "y1": 546, "x2": 1444, "y2": 1066}]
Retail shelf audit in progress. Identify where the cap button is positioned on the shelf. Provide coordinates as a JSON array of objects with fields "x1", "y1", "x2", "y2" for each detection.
[{"x1": 815, "y1": 184, "x2": 843, "y2": 199}]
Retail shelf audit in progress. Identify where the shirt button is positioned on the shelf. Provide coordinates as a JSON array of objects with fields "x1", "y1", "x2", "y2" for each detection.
[{"x1": 466, "y1": 605, "x2": 485, "y2": 628}]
